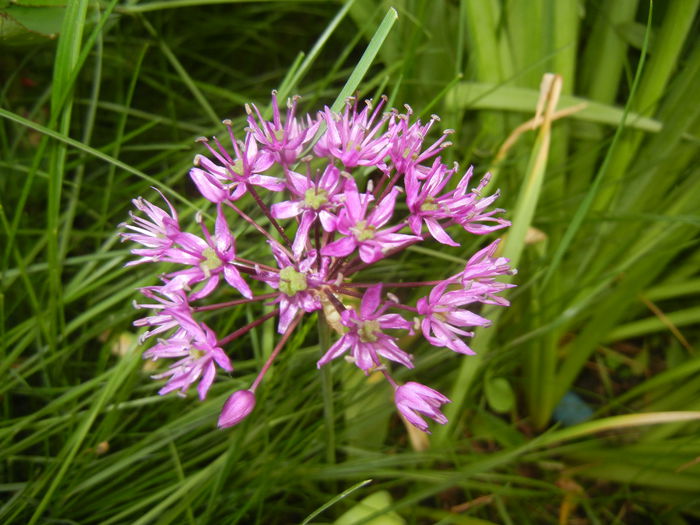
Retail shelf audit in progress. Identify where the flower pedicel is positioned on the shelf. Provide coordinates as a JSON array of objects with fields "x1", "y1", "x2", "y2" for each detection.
[{"x1": 121, "y1": 93, "x2": 515, "y2": 434}]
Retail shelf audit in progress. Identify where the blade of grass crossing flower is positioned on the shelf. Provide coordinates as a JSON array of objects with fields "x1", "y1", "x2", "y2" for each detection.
[
  {"x1": 330, "y1": 7, "x2": 397, "y2": 111},
  {"x1": 301, "y1": 8, "x2": 397, "y2": 152},
  {"x1": 277, "y1": 0, "x2": 357, "y2": 99},
  {"x1": 436, "y1": 75, "x2": 561, "y2": 445}
]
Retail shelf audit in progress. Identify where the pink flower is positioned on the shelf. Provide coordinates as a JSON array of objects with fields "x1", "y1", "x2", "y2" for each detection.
[
  {"x1": 190, "y1": 129, "x2": 281, "y2": 203},
  {"x1": 120, "y1": 191, "x2": 181, "y2": 266},
  {"x1": 317, "y1": 285, "x2": 412, "y2": 372},
  {"x1": 417, "y1": 280, "x2": 491, "y2": 355},
  {"x1": 163, "y1": 205, "x2": 251, "y2": 300},
  {"x1": 271, "y1": 165, "x2": 341, "y2": 256},
  {"x1": 460, "y1": 239, "x2": 516, "y2": 306},
  {"x1": 321, "y1": 178, "x2": 419, "y2": 263},
  {"x1": 405, "y1": 159, "x2": 462, "y2": 246},
  {"x1": 450, "y1": 169, "x2": 511, "y2": 235},
  {"x1": 145, "y1": 320, "x2": 232, "y2": 400},
  {"x1": 218, "y1": 390, "x2": 256, "y2": 428},
  {"x1": 406, "y1": 163, "x2": 510, "y2": 245},
  {"x1": 313, "y1": 97, "x2": 390, "y2": 168},
  {"x1": 132, "y1": 284, "x2": 191, "y2": 342},
  {"x1": 385, "y1": 108, "x2": 453, "y2": 175},
  {"x1": 394, "y1": 381, "x2": 450, "y2": 433},
  {"x1": 257, "y1": 242, "x2": 328, "y2": 333},
  {"x1": 246, "y1": 91, "x2": 319, "y2": 166}
]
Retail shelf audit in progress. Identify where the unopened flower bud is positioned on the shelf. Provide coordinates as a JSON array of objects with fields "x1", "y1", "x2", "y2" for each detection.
[{"x1": 218, "y1": 389, "x2": 256, "y2": 428}]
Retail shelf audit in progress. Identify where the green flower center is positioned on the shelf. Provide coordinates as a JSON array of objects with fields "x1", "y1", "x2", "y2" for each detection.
[
  {"x1": 201, "y1": 247, "x2": 222, "y2": 277},
  {"x1": 189, "y1": 348, "x2": 206, "y2": 360},
  {"x1": 279, "y1": 266, "x2": 308, "y2": 296},
  {"x1": 352, "y1": 220, "x2": 376, "y2": 241},
  {"x1": 358, "y1": 319, "x2": 381, "y2": 343},
  {"x1": 420, "y1": 197, "x2": 439, "y2": 212},
  {"x1": 304, "y1": 187, "x2": 328, "y2": 210},
  {"x1": 230, "y1": 159, "x2": 243, "y2": 176}
]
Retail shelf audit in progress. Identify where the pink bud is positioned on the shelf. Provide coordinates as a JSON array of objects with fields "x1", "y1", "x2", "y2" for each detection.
[{"x1": 218, "y1": 390, "x2": 256, "y2": 428}]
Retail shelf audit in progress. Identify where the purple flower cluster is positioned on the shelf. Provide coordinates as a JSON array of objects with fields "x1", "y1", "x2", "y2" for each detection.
[{"x1": 121, "y1": 93, "x2": 515, "y2": 434}]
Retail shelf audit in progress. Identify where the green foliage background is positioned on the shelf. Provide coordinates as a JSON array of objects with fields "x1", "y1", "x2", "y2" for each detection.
[{"x1": 1, "y1": 1, "x2": 699, "y2": 523}]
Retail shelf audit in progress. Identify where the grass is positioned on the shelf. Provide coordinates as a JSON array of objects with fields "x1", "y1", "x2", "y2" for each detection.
[{"x1": 1, "y1": 0, "x2": 699, "y2": 523}]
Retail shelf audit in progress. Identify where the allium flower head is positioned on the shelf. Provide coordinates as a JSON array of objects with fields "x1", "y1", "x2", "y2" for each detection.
[{"x1": 121, "y1": 92, "x2": 515, "y2": 434}]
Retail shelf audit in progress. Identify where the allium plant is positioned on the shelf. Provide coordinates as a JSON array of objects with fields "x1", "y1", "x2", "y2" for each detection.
[{"x1": 121, "y1": 92, "x2": 515, "y2": 434}]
